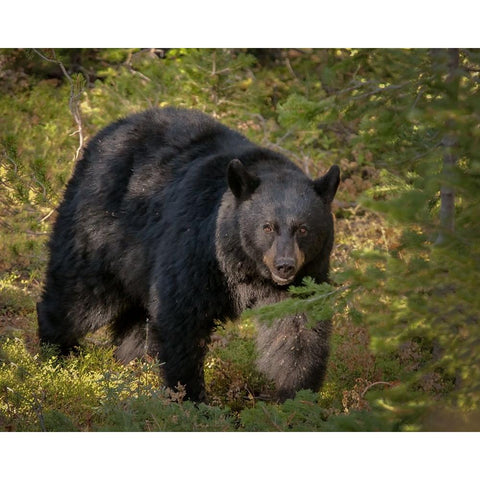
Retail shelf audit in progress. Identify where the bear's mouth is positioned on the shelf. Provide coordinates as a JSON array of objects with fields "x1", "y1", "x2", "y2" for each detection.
[{"x1": 270, "y1": 272, "x2": 296, "y2": 286}]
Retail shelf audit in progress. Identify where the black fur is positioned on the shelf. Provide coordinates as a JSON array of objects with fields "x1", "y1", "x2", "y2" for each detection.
[
  {"x1": 255, "y1": 314, "x2": 332, "y2": 401},
  {"x1": 37, "y1": 107, "x2": 340, "y2": 402}
]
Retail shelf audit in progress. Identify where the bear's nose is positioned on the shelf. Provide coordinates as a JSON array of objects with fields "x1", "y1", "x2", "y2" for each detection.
[{"x1": 274, "y1": 258, "x2": 296, "y2": 278}]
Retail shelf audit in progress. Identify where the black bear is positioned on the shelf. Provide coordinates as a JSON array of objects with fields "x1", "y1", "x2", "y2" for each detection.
[{"x1": 37, "y1": 107, "x2": 340, "y2": 402}]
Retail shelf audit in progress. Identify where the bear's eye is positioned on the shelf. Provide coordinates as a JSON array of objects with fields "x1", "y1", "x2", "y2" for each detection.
[
  {"x1": 263, "y1": 224, "x2": 274, "y2": 234},
  {"x1": 297, "y1": 225, "x2": 308, "y2": 236}
]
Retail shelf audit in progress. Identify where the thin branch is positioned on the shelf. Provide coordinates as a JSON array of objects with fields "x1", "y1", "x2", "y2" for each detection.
[
  {"x1": 259, "y1": 403, "x2": 283, "y2": 431},
  {"x1": 361, "y1": 381, "x2": 394, "y2": 398},
  {"x1": 300, "y1": 285, "x2": 349, "y2": 305},
  {"x1": 123, "y1": 52, "x2": 152, "y2": 83},
  {"x1": 25, "y1": 230, "x2": 49, "y2": 236},
  {"x1": 31, "y1": 393, "x2": 46, "y2": 432},
  {"x1": 285, "y1": 56, "x2": 299, "y2": 80},
  {"x1": 351, "y1": 81, "x2": 412, "y2": 101},
  {"x1": 33, "y1": 49, "x2": 85, "y2": 162}
]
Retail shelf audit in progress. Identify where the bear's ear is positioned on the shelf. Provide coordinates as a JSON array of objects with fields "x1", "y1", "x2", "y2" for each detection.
[
  {"x1": 227, "y1": 159, "x2": 260, "y2": 200},
  {"x1": 313, "y1": 165, "x2": 340, "y2": 204}
]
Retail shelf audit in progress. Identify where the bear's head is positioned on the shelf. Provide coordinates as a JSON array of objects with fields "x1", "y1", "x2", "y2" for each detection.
[{"x1": 227, "y1": 159, "x2": 340, "y2": 286}]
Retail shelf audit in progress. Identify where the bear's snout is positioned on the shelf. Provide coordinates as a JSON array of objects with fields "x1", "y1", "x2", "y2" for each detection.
[
  {"x1": 274, "y1": 257, "x2": 296, "y2": 280},
  {"x1": 263, "y1": 238, "x2": 305, "y2": 286}
]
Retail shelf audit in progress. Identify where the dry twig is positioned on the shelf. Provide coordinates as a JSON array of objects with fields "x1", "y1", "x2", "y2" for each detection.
[{"x1": 32, "y1": 49, "x2": 85, "y2": 162}]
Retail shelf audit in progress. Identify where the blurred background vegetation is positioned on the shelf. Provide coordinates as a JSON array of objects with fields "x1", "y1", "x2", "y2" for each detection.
[{"x1": 0, "y1": 48, "x2": 479, "y2": 431}]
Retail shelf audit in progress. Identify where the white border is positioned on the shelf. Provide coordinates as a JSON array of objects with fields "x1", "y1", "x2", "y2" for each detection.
[{"x1": 2, "y1": 1, "x2": 479, "y2": 47}]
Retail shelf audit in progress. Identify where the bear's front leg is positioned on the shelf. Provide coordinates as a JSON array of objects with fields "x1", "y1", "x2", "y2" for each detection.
[
  {"x1": 255, "y1": 313, "x2": 332, "y2": 401},
  {"x1": 156, "y1": 325, "x2": 210, "y2": 403}
]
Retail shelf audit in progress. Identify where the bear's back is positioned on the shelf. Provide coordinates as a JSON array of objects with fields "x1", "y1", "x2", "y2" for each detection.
[
  {"x1": 85, "y1": 107, "x2": 250, "y2": 171},
  {"x1": 61, "y1": 108, "x2": 250, "y2": 217}
]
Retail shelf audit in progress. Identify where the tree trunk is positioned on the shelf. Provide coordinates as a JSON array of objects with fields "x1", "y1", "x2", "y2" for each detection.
[{"x1": 436, "y1": 48, "x2": 459, "y2": 245}]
